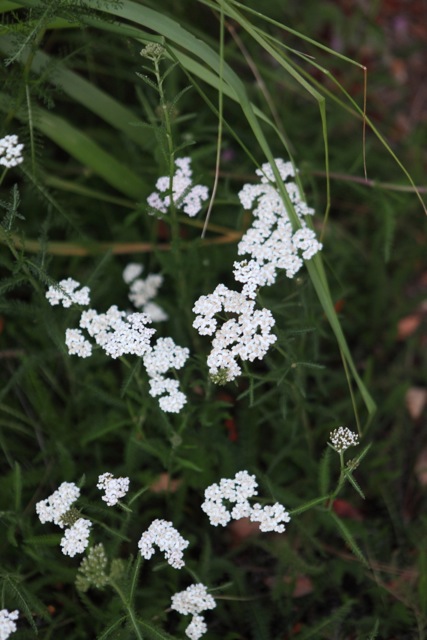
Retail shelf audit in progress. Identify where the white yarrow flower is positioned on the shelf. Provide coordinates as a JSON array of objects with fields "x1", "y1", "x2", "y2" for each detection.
[
  {"x1": 35, "y1": 482, "x2": 80, "y2": 527},
  {"x1": 202, "y1": 471, "x2": 291, "y2": 534},
  {"x1": 97, "y1": 472, "x2": 130, "y2": 506},
  {"x1": 143, "y1": 337, "x2": 190, "y2": 413},
  {"x1": 129, "y1": 274, "x2": 164, "y2": 308},
  {"x1": 329, "y1": 426, "x2": 359, "y2": 452},
  {"x1": 171, "y1": 583, "x2": 216, "y2": 616},
  {"x1": 147, "y1": 157, "x2": 209, "y2": 217},
  {"x1": 249, "y1": 502, "x2": 291, "y2": 533},
  {"x1": 0, "y1": 134, "x2": 24, "y2": 168},
  {"x1": 65, "y1": 328, "x2": 92, "y2": 358},
  {"x1": 46, "y1": 278, "x2": 91, "y2": 308},
  {"x1": 0, "y1": 609, "x2": 19, "y2": 640},
  {"x1": 60, "y1": 518, "x2": 92, "y2": 557},
  {"x1": 79, "y1": 306, "x2": 155, "y2": 359},
  {"x1": 138, "y1": 519, "x2": 189, "y2": 569},
  {"x1": 237, "y1": 159, "x2": 321, "y2": 282},
  {"x1": 123, "y1": 262, "x2": 144, "y2": 284},
  {"x1": 171, "y1": 584, "x2": 216, "y2": 640},
  {"x1": 201, "y1": 470, "x2": 258, "y2": 527},
  {"x1": 185, "y1": 615, "x2": 208, "y2": 640},
  {"x1": 193, "y1": 284, "x2": 276, "y2": 383}
]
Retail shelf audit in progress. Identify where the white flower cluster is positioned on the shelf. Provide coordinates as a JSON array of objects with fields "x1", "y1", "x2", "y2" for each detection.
[
  {"x1": 171, "y1": 584, "x2": 216, "y2": 640},
  {"x1": 237, "y1": 159, "x2": 322, "y2": 283},
  {"x1": 35, "y1": 482, "x2": 91, "y2": 557},
  {"x1": 143, "y1": 337, "x2": 189, "y2": 413},
  {"x1": 0, "y1": 609, "x2": 19, "y2": 640},
  {"x1": 193, "y1": 284, "x2": 276, "y2": 382},
  {"x1": 138, "y1": 519, "x2": 189, "y2": 569},
  {"x1": 193, "y1": 159, "x2": 322, "y2": 382},
  {"x1": 0, "y1": 134, "x2": 24, "y2": 168},
  {"x1": 329, "y1": 426, "x2": 359, "y2": 453},
  {"x1": 79, "y1": 306, "x2": 155, "y2": 359},
  {"x1": 249, "y1": 502, "x2": 291, "y2": 533},
  {"x1": 60, "y1": 518, "x2": 92, "y2": 558},
  {"x1": 97, "y1": 472, "x2": 130, "y2": 506},
  {"x1": 47, "y1": 279, "x2": 188, "y2": 413},
  {"x1": 35, "y1": 481, "x2": 80, "y2": 527},
  {"x1": 147, "y1": 157, "x2": 209, "y2": 217},
  {"x1": 202, "y1": 470, "x2": 290, "y2": 533},
  {"x1": 123, "y1": 263, "x2": 168, "y2": 322},
  {"x1": 46, "y1": 278, "x2": 91, "y2": 308}
]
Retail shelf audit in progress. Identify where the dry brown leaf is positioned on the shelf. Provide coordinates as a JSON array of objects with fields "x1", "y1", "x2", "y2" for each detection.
[
  {"x1": 397, "y1": 314, "x2": 422, "y2": 339},
  {"x1": 405, "y1": 387, "x2": 427, "y2": 420},
  {"x1": 149, "y1": 473, "x2": 181, "y2": 494},
  {"x1": 228, "y1": 517, "x2": 260, "y2": 545},
  {"x1": 265, "y1": 574, "x2": 314, "y2": 598}
]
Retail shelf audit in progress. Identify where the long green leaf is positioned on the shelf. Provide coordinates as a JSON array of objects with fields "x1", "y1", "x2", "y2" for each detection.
[
  {"x1": 0, "y1": 35, "x2": 155, "y2": 154},
  {"x1": 0, "y1": 94, "x2": 145, "y2": 199}
]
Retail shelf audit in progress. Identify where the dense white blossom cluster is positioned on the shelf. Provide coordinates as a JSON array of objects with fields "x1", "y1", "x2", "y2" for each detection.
[
  {"x1": 171, "y1": 584, "x2": 216, "y2": 640},
  {"x1": 35, "y1": 482, "x2": 80, "y2": 527},
  {"x1": 0, "y1": 134, "x2": 24, "y2": 168},
  {"x1": 47, "y1": 279, "x2": 188, "y2": 413},
  {"x1": 193, "y1": 284, "x2": 276, "y2": 382},
  {"x1": 0, "y1": 609, "x2": 19, "y2": 640},
  {"x1": 36, "y1": 482, "x2": 91, "y2": 557},
  {"x1": 79, "y1": 306, "x2": 155, "y2": 359},
  {"x1": 138, "y1": 519, "x2": 189, "y2": 569},
  {"x1": 143, "y1": 337, "x2": 189, "y2": 413},
  {"x1": 185, "y1": 615, "x2": 208, "y2": 640},
  {"x1": 202, "y1": 470, "x2": 290, "y2": 533},
  {"x1": 329, "y1": 426, "x2": 359, "y2": 453},
  {"x1": 147, "y1": 157, "x2": 209, "y2": 217},
  {"x1": 46, "y1": 278, "x2": 91, "y2": 308},
  {"x1": 123, "y1": 263, "x2": 168, "y2": 322},
  {"x1": 97, "y1": 473, "x2": 130, "y2": 506},
  {"x1": 249, "y1": 502, "x2": 291, "y2": 533},
  {"x1": 237, "y1": 159, "x2": 322, "y2": 281},
  {"x1": 193, "y1": 159, "x2": 321, "y2": 382},
  {"x1": 60, "y1": 518, "x2": 92, "y2": 557}
]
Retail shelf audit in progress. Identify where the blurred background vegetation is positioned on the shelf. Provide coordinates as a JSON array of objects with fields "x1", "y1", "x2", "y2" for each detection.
[{"x1": 1, "y1": 0, "x2": 427, "y2": 638}]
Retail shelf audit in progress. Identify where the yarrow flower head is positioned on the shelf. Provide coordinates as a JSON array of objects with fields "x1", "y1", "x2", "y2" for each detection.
[
  {"x1": 0, "y1": 609, "x2": 19, "y2": 640},
  {"x1": 0, "y1": 134, "x2": 24, "y2": 168},
  {"x1": 65, "y1": 328, "x2": 93, "y2": 358},
  {"x1": 193, "y1": 284, "x2": 276, "y2": 383},
  {"x1": 46, "y1": 278, "x2": 91, "y2": 308},
  {"x1": 138, "y1": 519, "x2": 189, "y2": 569},
  {"x1": 36, "y1": 481, "x2": 80, "y2": 528},
  {"x1": 185, "y1": 614, "x2": 208, "y2": 640},
  {"x1": 249, "y1": 502, "x2": 291, "y2": 533},
  {"x1": 36, "y1": 482, "x2": 91, "y2": 558},
  {"x1": 48, "y1": 276, "x2": 188, "y2": 413},
  {"x1": 79, "y1": 306, "x2": 155, "y2": 359},
  {"x1": 329, "y1": 426, "x2": 359, "y2": 453},
  {"x1": 202, "y1": 471, "x2": 291, "y2": 533},
  {"x1": 60, "y1": 518, "x2": 92, "y2": 557},
  {"x1": 97, "y1": 472, "x2": 130, "y2": 506},
  {"x1": 143, "y1": 337, "x2": 190, "y2": 413},
  {"x1": 147, "y1": 157, "x2": 209, "y2": 217},
  {"x1": 201, "y1": 470, "x2": 258, "y2": 527},
  {"x1": 171, "y1": 584, "x2": 216, "y2": 640},
  {"x1": 123, "y1": 264, "x2": 168, "y2": 322},
  {"x1": 123, "y1": 262, "x2": 144, "y2": 284},
  {"x1": 237, "y1": 158, "x2": 322, "y2": 282}
]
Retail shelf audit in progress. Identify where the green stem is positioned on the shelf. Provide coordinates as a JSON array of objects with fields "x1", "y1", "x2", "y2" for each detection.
[
  {"x1": 111, "y1": 580, "x2": 144, "y2": 640},
  {"x1": 152, "y1": 56, "x2": 196, "y2": 336},
  {"x1": 0, "y1": 167, "x2": 7, "y2": 187},
  {"x1": 327, "y1": 451, "x2": 346, "y2": 511}
]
